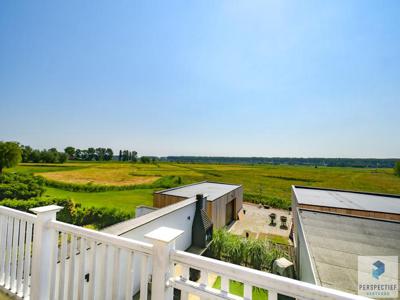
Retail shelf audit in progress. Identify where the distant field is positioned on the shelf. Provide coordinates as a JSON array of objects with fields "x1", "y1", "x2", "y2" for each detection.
[
  {"x1": 39, "y1": 164, "x2": 159, "y2": 186},
  {"x1": 9, "y1": 162, "x2": 400, "y2": 212},
  {"x1": 44, "y1": 187, "x2": 153, "y2": 213}
]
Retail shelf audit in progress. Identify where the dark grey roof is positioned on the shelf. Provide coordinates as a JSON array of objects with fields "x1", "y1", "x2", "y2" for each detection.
[
  {"x1": 300, "y1": 210, "x2": 400, "y2": 294},
  {"x1": 293, "y1": 186, "x2": 400, "y2": 214},
  {"x1": 155, "y1": 181, "x2": 241, "y2": 201}
]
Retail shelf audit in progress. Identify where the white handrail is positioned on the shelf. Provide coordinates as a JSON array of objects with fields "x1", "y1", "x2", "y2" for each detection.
[
  {"x1": 50, "y1": 220, "x2": 153, "y2": 255},
  {"x1": 172, "y1": 250, "x2": 369, "y2": 300},
  {"x1": 0, "y1": 206, "x2": 36, "y2": 222}
]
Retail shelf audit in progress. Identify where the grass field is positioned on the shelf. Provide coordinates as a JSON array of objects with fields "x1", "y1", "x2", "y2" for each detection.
[
  {"x1": 44, "y1": 187, "x2": 153, "y2": 213},
  {"x1": 213, "y1": 276, "x2": 268, "y2": 299},
  {"x1": 8, "y1": 161, "x2": 400, "y2": 213}
]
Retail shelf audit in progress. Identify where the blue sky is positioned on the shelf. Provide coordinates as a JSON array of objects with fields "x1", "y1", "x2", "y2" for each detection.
[{"x1": 0, "y1": 1, "x2": 399, "y2": 158}]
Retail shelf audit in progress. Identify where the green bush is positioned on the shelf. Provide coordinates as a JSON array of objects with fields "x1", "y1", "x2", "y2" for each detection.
[
  {"x1": 0, "y1": 173, "x2": 45, "y2": 200},
  {"x1": 0, "y1": 197, "x2": 77, "y2": 223},
  {"x1": 244, "y1": 193, "x2": 290, "y2": 209},
  {"x1": 74, "y1": 206, "x2": 132, "y2": 229},
  {"x1": 210, "y1": 229, "x2": 289, "y2": 271},
  {"x1": 395, "y1": 161, "x2": 400, "y2": 177},
  {"x1": 0, "y1": 197, "x2": 132, "y2": 230}
]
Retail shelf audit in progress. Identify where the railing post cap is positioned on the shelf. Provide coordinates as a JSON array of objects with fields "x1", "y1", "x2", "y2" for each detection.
[
  {"x1": 30, "y1": 205, "x2": 63, "y2": 215},
  {"x1": 145, "y1": 226, "x2": 184, "y2": 243}
]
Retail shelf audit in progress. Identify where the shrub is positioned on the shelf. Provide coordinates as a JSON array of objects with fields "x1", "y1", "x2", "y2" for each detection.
[
  {"x1": 209, "y1": 229, "x2": 288, "y2": 271},
  {"x1": 395, "y1": 161, "x2": 400, "y2": 177},
  {"x1": 0, "y1": 197, "x2": 132, "y2": 229},
  {"x1": 74, "y1": 206, "x2": 132, "y2": 229},
  {"x1": 0, "y1": 173, "x2": 45, "y2": 200},
  {"x1": 0, "y1": 197, "x2": 77, "y2": 223},
  {"x1": 244, "y1": 193, "x2": 290, "y2": 210}
]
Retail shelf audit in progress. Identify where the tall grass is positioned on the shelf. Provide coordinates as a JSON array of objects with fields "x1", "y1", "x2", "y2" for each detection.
[{"x1": 209, "y1": 229, "x2": 290, "y2": 272}]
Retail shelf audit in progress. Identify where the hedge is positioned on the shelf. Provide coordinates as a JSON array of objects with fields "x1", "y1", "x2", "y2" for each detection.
[
  {"x1": 42, "y1": 175, "x2": 183, "y2": 192},
  {"x1": 0, "y1": 197, "x2": 132, "y2": 229},
  {"x1": 0, "y1": 173, "x2": 45, "y2": 200}
]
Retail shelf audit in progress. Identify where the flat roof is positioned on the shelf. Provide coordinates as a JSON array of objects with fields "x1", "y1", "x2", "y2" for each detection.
[
  {"x1": 293, "y1": 186, "x2": 400, "y2": 214},
  {"x1": 156, "y1": 181, "x2": 241, "y2": 201},
  {"x1": 300, "y1": 210, "x2": 400, "y2": 294},
  {"x1": 102, "y1": 197, "x2": 197, "y2": 236}
]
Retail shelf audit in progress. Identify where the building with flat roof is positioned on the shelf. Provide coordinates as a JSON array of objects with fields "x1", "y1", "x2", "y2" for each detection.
[
  {"x1": 154, "y1": 181, "x2": 243, "y2": 228},
  {"x1": 292, "y1": 186, "x2": 400, "y2": 295}
]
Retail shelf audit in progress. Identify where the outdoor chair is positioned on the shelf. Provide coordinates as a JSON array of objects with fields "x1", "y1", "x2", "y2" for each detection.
[
  {"x1": 269, "y1": 213, "x2": 276, "y2": 226},
  {"x1": 280, "y1": 215, "x2": 288, "y2": 229}
]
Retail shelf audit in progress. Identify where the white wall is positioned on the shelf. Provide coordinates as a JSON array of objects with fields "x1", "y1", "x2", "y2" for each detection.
[
  {"x1": 120, "y1": 200, "x2": 196, "y2": 296},
  {"x1": 135, "y1": 206, "x2": 158, "y2": 218}
]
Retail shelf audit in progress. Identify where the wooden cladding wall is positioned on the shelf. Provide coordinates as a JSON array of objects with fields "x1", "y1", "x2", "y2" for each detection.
[
  {"x1": 298, "y1": 203, "x2": 400, "y2": 222},
  {"x1": 153, "y1": 193, "x2": 187, "y2": 208},
  {"x1": 153, "y1": 186, "x2": 244, "y2": 229}
]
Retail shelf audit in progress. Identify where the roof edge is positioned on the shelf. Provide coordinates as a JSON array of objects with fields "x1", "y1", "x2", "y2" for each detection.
[
  {"x1": 292, "y1": 185, "x2": 400, "y2": 199},
  {"x1": 154, "y1": 181, "x2": 242, "y2": 195}
]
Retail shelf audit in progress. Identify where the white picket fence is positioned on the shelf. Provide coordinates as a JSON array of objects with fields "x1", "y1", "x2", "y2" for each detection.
[{"x1": 0, "y1": 205, "x2": 368, "y2": 300}]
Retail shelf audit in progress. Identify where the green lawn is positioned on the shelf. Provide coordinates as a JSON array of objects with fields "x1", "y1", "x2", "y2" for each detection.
[
  {"x1": 44, "y1": 187, "x2": 153, "y2": 214},
  {"x1": 213, "y1": 276, "x2": 268, "y2": 299}
]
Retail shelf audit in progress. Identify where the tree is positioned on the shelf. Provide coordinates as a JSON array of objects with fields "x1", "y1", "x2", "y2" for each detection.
[
  {"x1": 119, "y1": 150, "x2": 122, "y2": 161},
  {"x1": 140, "y1": 156, "x2": 150, "y2": 163},
  {"x1": 87, "y1": 148, "x2": 96, "y2": 161},
  {"x1": 58, "y1": 153, "x2": 68, "y2": 163},
  {"x1": 75, "y1": 149, "x2": 82, "y2": 160},
  {"x1": 395, "y1": 161, "x2": 400, "y2": 177},
  {"x1": 122, "y1": 150, "x2": 129, "y2": 161},
  {"x1": 21, "y1": 145, "x2": 32, "y2": 163},
  {"x1": 30, "y1": 150, "x2": 41, "y2": 163},
  {"x1": 105, "y1": 148, "x2": 113, "y2": 161},
  {"x1": 64, "y1": 146, "x2": 75, "y2": 160},
  {"x1": 0, "y1": 142, "x2": 22, "y2": 173},
  {"x1": 131, "y1": 151, "x2": 138, "y2": 162}
]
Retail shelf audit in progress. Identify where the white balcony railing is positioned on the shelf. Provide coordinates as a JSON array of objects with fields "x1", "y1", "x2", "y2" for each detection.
[{"x1": 0, "y1": 205, "x2": 368, "y2": 300}]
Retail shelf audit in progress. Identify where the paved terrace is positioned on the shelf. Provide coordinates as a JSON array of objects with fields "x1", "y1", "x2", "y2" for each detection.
[{"x1": 229, "y1": 203, "x2": 292, "y2": 240}]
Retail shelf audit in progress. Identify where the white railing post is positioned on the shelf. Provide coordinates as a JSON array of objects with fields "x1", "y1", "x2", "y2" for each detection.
[
  {"x1": 145, "y1": 227, "x2": 183, "y2": 300},
  {"x1": 29, "y1": 205, "x2": 63, "y2": 300}
]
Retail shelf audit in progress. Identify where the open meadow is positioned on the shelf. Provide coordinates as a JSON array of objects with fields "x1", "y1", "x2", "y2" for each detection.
[{"x1": 8, "y1": 161, "x2": 400, "y2": 215}]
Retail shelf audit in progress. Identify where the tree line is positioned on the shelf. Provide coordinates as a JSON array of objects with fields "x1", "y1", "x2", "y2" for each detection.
[
  {"x1": 20, "y1": 145, "x2": 67, "y2": 164},
  {"x1": 164, "y1": 156, "x2": 399, "y2": 168},
  {"x1": 65, "y1": 147, "x2": 114, "y2": 161}
]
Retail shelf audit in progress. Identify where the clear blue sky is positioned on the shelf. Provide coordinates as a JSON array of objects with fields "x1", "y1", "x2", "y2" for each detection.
[{"x1": 1, "y1": 1, "x2": 399, "y2": 158}]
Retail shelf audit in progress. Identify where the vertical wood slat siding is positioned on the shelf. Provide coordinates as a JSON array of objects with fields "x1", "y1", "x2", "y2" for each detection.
[
  {"x1": 59, "y1": 232, "x2": 68, "y2": 300},
  {"x1": 112, "y1": 247, "x2": 121, "y2": 299},
  {"x1": 221, "y1": 276, "x2": 229, "y2": 293},
  {"x1": 125, "y1": 251, "x2": 135, "y2": 300},
  {"x1": 49, "y1": 231, "x2": 59, "y2": 300},
  {"x1": 5, "y1": 216, "x2": 13, "y2": 289},
  {"x1": 269, "y1": 290, "x2": 278, "y2": 300},
  {"x1": 0, "y1": 215, "x2": 8, "y2": 285},
  {"x1": 180, "y1": 264, "x2": 189, "y2": 300},
  {"x1": 0, "y1": 215, "x2": 34, "y2": 299},
  {"x1": 16, "y1": 220, "x2": 26, "y2": 295},
  {"x1": 77, "y1": 238, "x2": 86, "y2": 300},
  {"x1": 103, "y1": 244, "x2": 111, "y2": 300},
  {"x1": 88, "y1": 240, "x2": 97, "y2": 300},
  {"x1": 244, "y1": 284, "x2": 252, "y2": 299},
  {"x1": 140, "y1": 255, "x2": 149, "y2": 300},
  {"x1": 67, "y1": 235, "x2": 77, "y2": 300},
  {"x1": 23, "y1": 222, "x2": 33, "y2": 298},
  {"x1": 10, "y1": 218, "x2": 19, "y2": 292}
]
